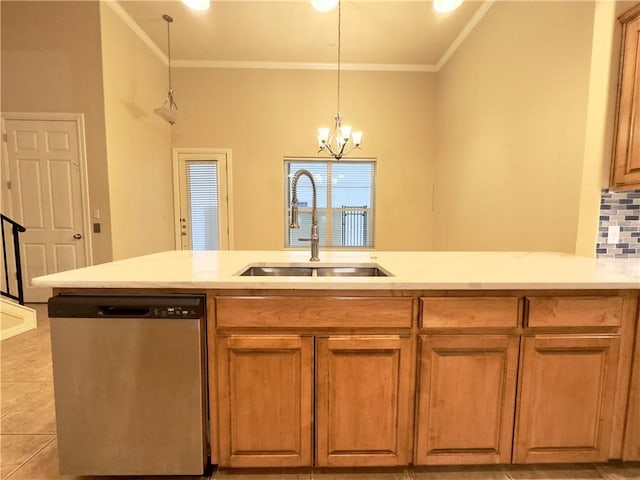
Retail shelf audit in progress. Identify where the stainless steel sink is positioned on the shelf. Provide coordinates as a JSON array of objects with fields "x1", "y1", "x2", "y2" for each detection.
[
  {"x1": 238, "y1": 264, "x2": 391, "y2": 277},
  {"x1": 315, "y1": 266, "x2": 389, "y2": 277},
  {"x1": 239, "y1": 266, "x2": 314, "y2": 276}
]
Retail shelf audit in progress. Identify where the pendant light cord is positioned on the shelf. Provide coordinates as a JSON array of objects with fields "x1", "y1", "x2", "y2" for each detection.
[
  {"x1": 165, "y1": 15, "x2": 173, "y2": 91},
  {"x1": 336, "y1": 0, "x2": 341, "y2": 117}
]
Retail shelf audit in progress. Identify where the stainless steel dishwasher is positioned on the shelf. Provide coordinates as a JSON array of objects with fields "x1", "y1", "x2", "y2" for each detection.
[{"x1": 48, "y1": 294, "x2": 208, "y2": 476}]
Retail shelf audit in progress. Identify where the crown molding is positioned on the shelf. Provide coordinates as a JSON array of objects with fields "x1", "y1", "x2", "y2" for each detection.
[
  {"x1": 108, "y1": 0, "x2": 494, "y2": 73},
  {"x1": 173, "y1": 60, "x2": 438, "y2": 72},
  {"x1": 436, "y1": 0, "x2": 494, "y2": 70},
  {"x1": 104, "y1": 0, "x2": 169, "y2": 66}
]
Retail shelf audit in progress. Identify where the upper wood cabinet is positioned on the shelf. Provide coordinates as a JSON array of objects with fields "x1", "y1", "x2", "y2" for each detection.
[
  {"x1": 611, "y1": 3, "x2": 640, "y2": 191},
  {"x1": 315, "y1": 336, "x2": 413, "y2": 467}
]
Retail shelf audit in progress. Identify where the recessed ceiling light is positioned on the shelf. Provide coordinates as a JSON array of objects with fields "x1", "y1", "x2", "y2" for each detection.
[
  {"x1": 311, "y1": 0, "x2": 338, "y2": 13},
  {"x1": 181, "y1": 0, "x2": 210, "y2": 12},
  {"x1": 433, "y1": 0, "x2": 463, "y2": 14}
]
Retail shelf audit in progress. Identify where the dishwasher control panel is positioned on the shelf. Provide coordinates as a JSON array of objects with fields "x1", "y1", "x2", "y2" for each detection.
[
  {"x1": 48, "y1": 295, "x2": 205, "y2": 319},
  {"x1": 153, "y1": 306, "x2": 200, "y2": 317}
]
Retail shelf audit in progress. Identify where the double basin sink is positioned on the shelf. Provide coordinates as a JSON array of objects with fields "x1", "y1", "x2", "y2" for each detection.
[{"x1": 238, "y1": 264, "x2": 391, "y2": 277}]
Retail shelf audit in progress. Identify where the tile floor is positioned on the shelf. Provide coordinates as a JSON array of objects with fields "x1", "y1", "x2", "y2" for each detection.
[{"x1": 1, "y1": 304, "x2": 640, "y2": 480}]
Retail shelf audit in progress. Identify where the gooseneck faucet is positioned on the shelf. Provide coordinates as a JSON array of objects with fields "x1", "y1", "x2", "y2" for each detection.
[{"x1": 290, "y1": 169, "x2": 320, "y2": 262}]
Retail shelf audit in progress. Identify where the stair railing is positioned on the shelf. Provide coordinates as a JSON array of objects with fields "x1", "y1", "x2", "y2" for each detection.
[{"x1": 1, "y1": 214, "x2": 26, "y2": 305}]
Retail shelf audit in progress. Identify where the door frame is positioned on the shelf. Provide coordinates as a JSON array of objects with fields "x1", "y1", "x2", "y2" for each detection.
[
  {"x1": 1, "y1": 112, "x2": 93, "y2": 267},
  {"x1": 171, "y1": 148, "x2": 234, "y2": 250}
]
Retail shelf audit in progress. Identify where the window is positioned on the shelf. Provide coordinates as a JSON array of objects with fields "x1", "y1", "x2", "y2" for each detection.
[{"x1": 284, "y1": 158, "x2": 376, "y2": 248}]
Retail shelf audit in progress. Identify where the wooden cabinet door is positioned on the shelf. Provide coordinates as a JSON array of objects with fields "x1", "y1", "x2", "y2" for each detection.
[
  {"x1": 415, "y1": 335, "x2": 519, "y2": 465},
  {"x1": 216, "y1": 335, "x2": 313, "y2": 467},
  {"x1": 611, "y1": 3, "x2": 640, "y2": 190},
  {"x1": 623, "y1": 311, "x2": 640, "y2": 460},
  {"x1": 514, "y1": 335, "x2": 620, "y2": 463},
  {"x1": 315, "y1": 336, "x2": 413, "y2": 467}
]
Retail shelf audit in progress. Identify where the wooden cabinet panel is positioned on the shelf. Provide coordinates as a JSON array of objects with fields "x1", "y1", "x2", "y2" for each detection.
[
  {"x1": 216, "y1": 335, "x2": 313, "y2": 467},
  {"x1": 514, "y1": 335, "x2": 620, "y2": 463},
  {"x1": 611, "y1": 3, "x2": 640, "y2": 191},
  {"x1": 315, "y1": 336, "x2": 413, "y2": 467},
  {"x1": 415, "y1": 335, "x2": 519, "y2": 465},
  {"x1": 623, "y1": 309, "x2": 640, "y2": 460},
  {"x1": 421, "y1": 297, "x2": 520, "y2": 328},
  {"x1": 216, "y1": 296, "x2": 413, "y2": 328},
  {"x1": 527, "y1": 296, "x2": 623, "y2": 328}
]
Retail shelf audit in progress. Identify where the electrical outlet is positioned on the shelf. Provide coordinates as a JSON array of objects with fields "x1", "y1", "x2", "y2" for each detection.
[{"x1": 607, "y1": 225, "x2": 620, "y2": 244}]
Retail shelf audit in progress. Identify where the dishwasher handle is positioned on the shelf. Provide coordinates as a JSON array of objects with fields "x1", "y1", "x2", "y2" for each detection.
[{"x1": 99, "y1": 306, "x2": 151, "y2": 317}]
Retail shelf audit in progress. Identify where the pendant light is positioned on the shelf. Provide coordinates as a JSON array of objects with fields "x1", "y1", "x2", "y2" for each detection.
[
  {"x1": 154, "y1": 14, "x2": 180, "y2": 125},
  {"x1": 316, "y1": 0, "x2": 362, "y2": 160}
]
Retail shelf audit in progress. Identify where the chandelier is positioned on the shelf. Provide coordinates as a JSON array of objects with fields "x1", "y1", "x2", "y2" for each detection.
[
  {"x1": 316, "y1": 0, "x2": 362, "y2": 160},
  {"x1": 154, "y1": 14, "x2": 180, "y2": 125}
]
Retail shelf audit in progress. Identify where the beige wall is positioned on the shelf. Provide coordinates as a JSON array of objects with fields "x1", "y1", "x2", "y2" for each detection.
[
  {"x1": 171, "y1": 68, "x2": 436, "y2": 250},
  {"x1": 433, "y1": 1, "x2": 595, "y2": 252},
  {"x1": 1, "y1": 1, "x2": 113, "y2": 264},
  {"x1": 2, "y1": 1, "x2": 628, "y2": 257},
  {"x1": 99, "y1": 4, "x2": 174, "y2": 260}
]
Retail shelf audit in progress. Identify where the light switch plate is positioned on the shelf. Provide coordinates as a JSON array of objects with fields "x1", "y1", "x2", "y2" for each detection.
[{"x1": 607, "y1": 225, "x2": 620, "y2": 244}]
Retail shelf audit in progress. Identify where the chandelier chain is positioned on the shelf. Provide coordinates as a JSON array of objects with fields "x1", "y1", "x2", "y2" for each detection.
[{"x1": 315, "y1": 0, "x2": 361, "y2": 159}]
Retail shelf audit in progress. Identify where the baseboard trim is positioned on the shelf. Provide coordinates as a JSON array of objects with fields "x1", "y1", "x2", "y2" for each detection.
[{"x1": 0, "y1": 298, "x2": 37, "y2": 340}]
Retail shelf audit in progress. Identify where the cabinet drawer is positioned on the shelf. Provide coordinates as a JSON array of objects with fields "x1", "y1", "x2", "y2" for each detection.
[
  {"x1": 526, "y1": 296, "x2": 623, "y2": 328},
  {"x1": 216, "y1": 296, "x2": 413, "y2": 328},
  {"x1": 420, "y1": 297, "x2": 519, "y2": 328}
]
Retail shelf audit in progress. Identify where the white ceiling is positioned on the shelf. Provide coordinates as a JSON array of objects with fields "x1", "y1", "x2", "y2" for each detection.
[{"x1": 114, "y1": 0, "x2": 490, "y2": 71}]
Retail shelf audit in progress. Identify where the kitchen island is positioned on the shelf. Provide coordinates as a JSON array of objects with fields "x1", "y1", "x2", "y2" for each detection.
[{"x1": 34, "y1": 250, "x2": 640, "y2": 469}]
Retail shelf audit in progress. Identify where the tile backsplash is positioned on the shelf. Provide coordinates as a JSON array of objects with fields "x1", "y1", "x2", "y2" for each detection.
[{"x1": 596, "y1": 189, "x2": 640, "y2": 258}]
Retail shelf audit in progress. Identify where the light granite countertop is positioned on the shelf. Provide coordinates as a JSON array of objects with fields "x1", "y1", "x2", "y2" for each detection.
[{"x1": 32, "y1": 250, "x2": 640, "y2": 290}]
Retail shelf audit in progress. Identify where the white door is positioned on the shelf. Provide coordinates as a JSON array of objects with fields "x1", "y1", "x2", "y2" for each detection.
[
  {"x1": 2, "y1": 116, "x2": 89, "y2": 302},
  {"x1": 173, "y1": 150, "x2": 231, "y2": 250}
]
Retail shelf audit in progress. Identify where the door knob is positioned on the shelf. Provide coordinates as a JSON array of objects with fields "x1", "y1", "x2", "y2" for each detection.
[{"x1": 73, "y1": 233, "x2": 82, "y2": 239}]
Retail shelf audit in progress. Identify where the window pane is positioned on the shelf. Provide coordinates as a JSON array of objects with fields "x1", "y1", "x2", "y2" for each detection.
[
  {"x1": 287, "y1": 209, "x2": 328, "y2": 247},
  {"x1": 330, "y1": 207, "x2": 371, "y2": 247},
  {"x1": 186, "y1": 161, "x2": 219, "y2": 250},
  {"x1": 331, "y1": 163, "x2": 373, "y2": 208}
]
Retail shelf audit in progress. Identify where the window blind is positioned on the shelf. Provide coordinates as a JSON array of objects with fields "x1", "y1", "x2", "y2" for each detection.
[{"x1": 186, "y1": 161, "x2": 219, "y2": 250}]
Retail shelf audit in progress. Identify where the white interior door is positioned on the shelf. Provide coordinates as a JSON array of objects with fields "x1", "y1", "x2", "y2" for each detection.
[
  {"x1": 2, "y1": 115, "x2": 90, "y2": 302},
  {"x1": 173, "y1": 150, "x2": 231, "y2": 250}
]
